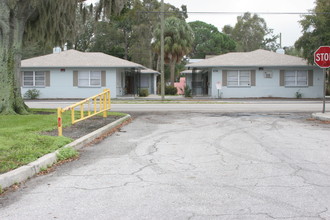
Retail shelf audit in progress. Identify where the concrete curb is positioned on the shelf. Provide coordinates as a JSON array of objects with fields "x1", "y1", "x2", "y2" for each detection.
[
  {"x1": 0, "y1": 114, "x2": 131, "y2": 190},
  {"x1": 312, "y1": 112, "x2": 330, "y2": 121}
]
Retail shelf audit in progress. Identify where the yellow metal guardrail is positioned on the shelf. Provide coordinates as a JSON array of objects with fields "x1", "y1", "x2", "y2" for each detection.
[{"x1": 57, "y1": 89, "x2": 111, "y2": 136}]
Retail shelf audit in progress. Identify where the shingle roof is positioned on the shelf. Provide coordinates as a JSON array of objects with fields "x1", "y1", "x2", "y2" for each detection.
[
  {"x1": 21, "y1": 49, "x2": 143, "y2": 68},
  {"x1": 186, "y1": 49, "x2": 311, "y2": 68}
]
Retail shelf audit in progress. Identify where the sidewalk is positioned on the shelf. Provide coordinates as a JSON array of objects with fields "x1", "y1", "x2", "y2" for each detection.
[{"x1": 126, "y1": 94, "x2": 330, "y2": 102}]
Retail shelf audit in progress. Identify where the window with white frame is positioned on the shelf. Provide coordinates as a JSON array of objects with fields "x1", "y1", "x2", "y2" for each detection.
[
  {"x1": 23, "y1": 71, "x2": 45, "y2": 87},
  {"x1": 284, "y1": 70, "x2": 308, "y2": 86},
  {"x1": 78, "y1": 71, "x2": 101, "y2": 87},
  {"x1": 227, "y1": 70, "x2": 251, "y2": 86},
  {"x1": 140, "y1": 75, "x2": 149, "y2": 87}
]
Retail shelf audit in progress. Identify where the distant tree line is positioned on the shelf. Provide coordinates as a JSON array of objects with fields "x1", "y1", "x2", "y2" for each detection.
[
  {"x1": 4, "y1": 0, "x2": 326, "y2": 115},
  {"x1": 22, "y1": 0, "x2": 283, "y2": 84}
]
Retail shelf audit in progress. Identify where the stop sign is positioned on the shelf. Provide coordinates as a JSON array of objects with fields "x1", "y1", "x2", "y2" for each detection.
[{"x1": 314, "y1": 46, "x2": 330, "y2": 68}]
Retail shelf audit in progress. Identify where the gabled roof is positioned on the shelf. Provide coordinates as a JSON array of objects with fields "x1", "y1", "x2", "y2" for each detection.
[
  {"x1": 186, "y1": 49, "x2": 311, "y2": 68},
  {"x1": 21, "y1": 49, "x2": 143, "y2": 68}
]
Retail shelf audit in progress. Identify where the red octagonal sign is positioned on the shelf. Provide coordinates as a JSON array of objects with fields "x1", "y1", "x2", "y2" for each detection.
[{"x1": 314, "y1": 46, "x2": 330, "y2": 68}]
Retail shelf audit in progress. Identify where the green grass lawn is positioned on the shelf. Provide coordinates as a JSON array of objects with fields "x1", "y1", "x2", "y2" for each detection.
[
  {"x1": 0, "y1": 109, "x2": 126, "y2": 174},
  {"x1": 0, "y1": 109, "x2": 74, "y2": 174}
]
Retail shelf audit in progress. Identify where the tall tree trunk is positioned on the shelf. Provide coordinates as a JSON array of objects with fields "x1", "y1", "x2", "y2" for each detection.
[
  {"x1": 148, "y1": 48, "x2": 153, "y2": 69},
  {"x1": 0, "y1": 1, "x2": 29, "y2": 114},
  {"x1": 124, "y1": 29, "x2": 128, "y2": 60},
  {"x1": 169, "y1": 60, "x2": 176, "y2": 86}
]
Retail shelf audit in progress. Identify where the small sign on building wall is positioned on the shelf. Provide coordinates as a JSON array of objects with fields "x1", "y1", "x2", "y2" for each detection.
[{"x1": 216, "y1": 81, "x2": 222, "y2": 90}]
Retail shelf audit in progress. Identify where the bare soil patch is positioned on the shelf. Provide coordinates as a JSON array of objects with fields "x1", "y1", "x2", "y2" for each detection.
[{"x1": 43, "y1": 115, "x2": 123, "y2": 139}]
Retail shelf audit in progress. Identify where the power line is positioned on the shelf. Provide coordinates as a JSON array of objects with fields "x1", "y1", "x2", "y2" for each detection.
[
  {"x1": 190, "y1": 11, "x2": 330, "y2": 15},
  {"x1": 186, "y1": 11, "x2": 315, "y2": 15},
  {"x1": 137, "y1": 11, "x2": 330, "y2": 15}
]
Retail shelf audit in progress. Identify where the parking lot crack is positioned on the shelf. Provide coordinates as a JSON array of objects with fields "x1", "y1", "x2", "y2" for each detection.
[{"x1": 130, "y1": 164, "x2": 155, "y2": 175}]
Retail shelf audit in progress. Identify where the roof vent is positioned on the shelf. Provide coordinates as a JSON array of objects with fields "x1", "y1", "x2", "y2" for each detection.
[
  {"x1": 53, "y1": 47, "x2": 62, "y2": 54},
  {"x1": 276, "y1": 48, "x2": 285, "y2": 54}
]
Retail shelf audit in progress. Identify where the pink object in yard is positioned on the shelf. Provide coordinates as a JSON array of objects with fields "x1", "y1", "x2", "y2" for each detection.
[{"x1": 174, "y1": 77, "x2": 186, "y2": 95}]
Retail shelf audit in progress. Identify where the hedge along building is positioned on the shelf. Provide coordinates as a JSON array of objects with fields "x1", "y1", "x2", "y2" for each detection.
[
  {"x1": 20, "y1": 49, "x2": 150, "y2": 99},
  {"x1": 185, "y1": 49, "x2": 324, "y2": 98}
]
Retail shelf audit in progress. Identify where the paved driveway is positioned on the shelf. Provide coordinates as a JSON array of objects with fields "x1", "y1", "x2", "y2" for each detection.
[{"x1": 1, "y1": 112, "x2": 330, "y2": 219}]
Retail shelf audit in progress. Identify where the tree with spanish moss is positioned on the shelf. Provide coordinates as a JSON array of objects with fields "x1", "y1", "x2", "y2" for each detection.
[{"x1": 0, "y1": 0, "x2": 126, "y2": 115}]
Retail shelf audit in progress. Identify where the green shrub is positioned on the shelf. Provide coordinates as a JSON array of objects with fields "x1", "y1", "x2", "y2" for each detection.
[
  {"x1": 295, "y1": 90, "x2": 302, "y2": 99},
  {"x1": 24, "y1": 89, "x2": 40, "y2": 99},
  {"x1": 165, "y1": 86, "x2": 177, "y2": 95},
  {"x1": 57, "y1": 147, "x2": 78, "y2": 161},
  {"x1": 184, "y1": 85, "x2": 192, "y2": 97},
  {"x1": 139, "y1": 89, "x2": 149, "y2": 97}
]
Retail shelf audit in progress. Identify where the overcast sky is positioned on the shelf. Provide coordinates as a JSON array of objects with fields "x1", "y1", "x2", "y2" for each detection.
[{"x1": 86, "y1": 0, "x2": 316, "y2": 47}]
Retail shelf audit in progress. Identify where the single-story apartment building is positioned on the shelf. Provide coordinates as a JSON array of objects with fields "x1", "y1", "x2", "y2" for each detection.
[
  {"x1": 20, "y1": 49, "x2": 158, "y2": 99},
  {"x1": 185, "y1": 49, "x2": 324, "y2": 98}
]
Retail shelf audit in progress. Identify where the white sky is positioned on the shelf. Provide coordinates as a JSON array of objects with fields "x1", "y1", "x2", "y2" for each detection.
[{"x1": 86, "y1": 0, "x2": 316, "y2": 47}]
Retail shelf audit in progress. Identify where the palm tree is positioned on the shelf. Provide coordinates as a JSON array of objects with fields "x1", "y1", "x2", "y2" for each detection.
[{"x1": 154, "y1": 17, "x2": 194, "y2": 86}]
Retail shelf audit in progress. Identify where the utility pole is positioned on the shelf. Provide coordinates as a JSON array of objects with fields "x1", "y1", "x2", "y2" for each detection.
[{"x1": 160, "y1": 0, "x2": 165, "y2": 100}]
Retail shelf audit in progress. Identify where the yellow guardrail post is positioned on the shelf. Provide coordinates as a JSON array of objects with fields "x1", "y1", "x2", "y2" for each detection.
[
  {"x1": 57, "y1": 89, "x2": 111, "y2": 136},
  {"x1": 71, "y1": 108, "x2": 75, "y2": 124},
  {"x1": 103, "y1": 89, "x2": 107, "y2": 118},
  {"x1": 57, "y1": 107, "x2": 63, "y2": 136},
  {"x1": 108, "y1": 89, "x2": 111, "y2": 110}
]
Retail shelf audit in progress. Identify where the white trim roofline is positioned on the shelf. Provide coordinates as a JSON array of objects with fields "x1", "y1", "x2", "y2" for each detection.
[
  {"x1": 186, "y1": 49, "x2": 313, "y2": 68},
  {"x1": 21, "y1": 49, "x2": 144, "y2": 69}
]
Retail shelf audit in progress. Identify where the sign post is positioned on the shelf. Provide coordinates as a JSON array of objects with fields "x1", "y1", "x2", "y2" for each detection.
[
  {"x1": 314, "y1": 46, "x2": 330, "y2": 113},
  {"x1": 216, "y1": 81, "x2": 222, "y2": 99}
]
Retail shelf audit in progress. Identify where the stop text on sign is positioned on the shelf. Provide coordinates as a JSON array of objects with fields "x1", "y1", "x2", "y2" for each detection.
[
  {"x1": 314, "y1": 46, "x2": 330, "y2": 68},
  {"x1": 315, "y1": 53, "x2": 330, "y2": 62}
]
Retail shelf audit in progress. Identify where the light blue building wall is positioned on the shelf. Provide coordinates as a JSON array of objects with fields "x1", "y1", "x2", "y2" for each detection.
[
  {"x1": 185, "y1": 67, "x2": 324, "y2": 98},
  {"x1": 21, "y1": 68, "x2": 118, "y2": 99},
  {"x1": 210, "y1": 67, "x2": 324, "y2": 98}
]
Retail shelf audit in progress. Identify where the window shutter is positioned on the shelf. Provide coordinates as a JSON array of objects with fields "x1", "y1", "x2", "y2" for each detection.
[
  {"x1": 251, "y1": 70, "x2": 256, "y2": 86},
  {"x1": 73, "y1": 71, "x2": 78, "y2": 86},
  {"x1": 101, "y1": 71, "x2": 106, "y2": 87},
  {"x1": 308, "y1": 70, "x2": 313, "y2": 86},
  {"x1": 280, "y1": 70, "x2": 285, "y2": 86},
  {"x1": 222, "y1": 70, "x2": 227, "y2": 86},
  {"x1": 20, "y1": 72, "x2": 23, "y2": 86},
  {"x1": 45, "y1": 71, "x2": 50, "y2": 87}
]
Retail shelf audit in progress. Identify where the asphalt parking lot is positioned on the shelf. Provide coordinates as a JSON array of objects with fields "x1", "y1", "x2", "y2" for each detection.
[{"x1": 1, "y1": 112, "x2": 330, "y2": 219}]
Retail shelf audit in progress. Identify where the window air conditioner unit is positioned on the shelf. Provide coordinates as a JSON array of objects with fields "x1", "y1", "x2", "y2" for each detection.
[{"x1": 264, "y1": 71, "x2": 273, "y2": 78}]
